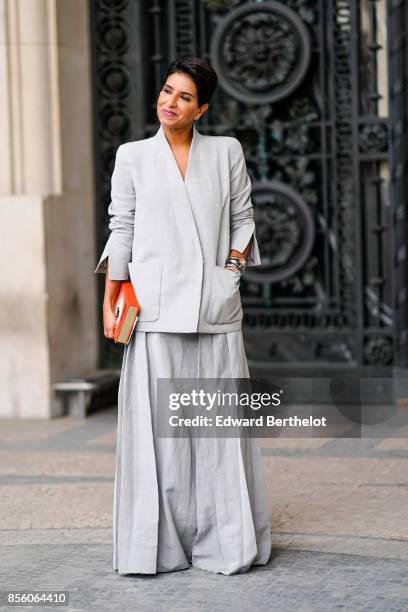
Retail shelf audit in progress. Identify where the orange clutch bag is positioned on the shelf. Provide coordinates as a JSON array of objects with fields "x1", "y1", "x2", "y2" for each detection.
[{"x1": 113, "y1": 281, "x2": 140, "y2": 345}]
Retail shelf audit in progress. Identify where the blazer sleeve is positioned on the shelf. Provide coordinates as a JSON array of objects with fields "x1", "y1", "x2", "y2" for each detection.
[
  {"x1": 94, "y1": 144, "x2": 136, "y2": 280},
  {"x1": 229, "y1": 138, "x2": 262, "y2": 266}
]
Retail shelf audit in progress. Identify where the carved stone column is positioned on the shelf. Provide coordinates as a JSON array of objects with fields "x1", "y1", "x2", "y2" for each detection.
[{"x1": 0, "y1": 0, "x2": 97, "y2": 417}]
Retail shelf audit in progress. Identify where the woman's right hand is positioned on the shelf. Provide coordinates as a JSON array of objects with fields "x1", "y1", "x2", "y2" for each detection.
[
  {"x1": 103, "y1": 302, "x2": 117, "y2": 339},
  {"x1": 102, "y1": 259, "x2": 122, "y2": 339}
]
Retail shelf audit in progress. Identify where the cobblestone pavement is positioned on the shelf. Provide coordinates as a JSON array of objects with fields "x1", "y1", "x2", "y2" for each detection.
[{"x1": 0, "y1": 406, "x2": 407, "y2": 611}]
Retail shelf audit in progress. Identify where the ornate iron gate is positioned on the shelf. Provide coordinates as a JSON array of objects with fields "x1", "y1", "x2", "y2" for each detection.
[{"x1": 90, "y1": 0, "x2": 408, "y2": 375}]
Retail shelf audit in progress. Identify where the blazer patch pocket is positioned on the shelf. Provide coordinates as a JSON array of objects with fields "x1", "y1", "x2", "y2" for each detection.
[
  {"x1": 206, "y1": 265, "x2": 243, "y2": 325},
  {"x1": 128, "y1": 261, "x2": 163, "y2": 322}
]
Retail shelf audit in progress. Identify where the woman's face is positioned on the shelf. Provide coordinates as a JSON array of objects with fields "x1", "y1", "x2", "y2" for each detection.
[{"x1": 157, "y1": 71, "x2": 208, "y2": 129}]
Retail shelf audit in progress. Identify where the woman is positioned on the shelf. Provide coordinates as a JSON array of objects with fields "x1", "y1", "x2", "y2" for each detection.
[{"x1": 95, "y1": 57, "x2": 272, "y2": 575}]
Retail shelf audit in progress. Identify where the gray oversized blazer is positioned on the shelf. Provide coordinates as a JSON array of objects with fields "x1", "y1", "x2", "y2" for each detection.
[{"x1": 94, "y1": 122, "x2": 262, "y2": 333}]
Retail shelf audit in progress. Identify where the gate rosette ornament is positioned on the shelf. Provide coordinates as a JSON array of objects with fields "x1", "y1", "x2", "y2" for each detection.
[
  {"x1": 246, "y1": 181, "x2": 315, "y2": 283},
  {"x1": 210, "y1": 0, "x2": 311, "y2": 104}
]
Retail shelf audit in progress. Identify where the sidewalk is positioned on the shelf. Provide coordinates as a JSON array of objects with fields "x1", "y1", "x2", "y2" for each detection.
[{"x1": 0, "y1": 407, "x2": 407, "y2": 611}]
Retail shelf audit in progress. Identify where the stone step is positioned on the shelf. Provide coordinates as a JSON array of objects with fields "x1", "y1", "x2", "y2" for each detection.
[{"x1": 53, "y1": 369, "x2": 120, "y2": 418}]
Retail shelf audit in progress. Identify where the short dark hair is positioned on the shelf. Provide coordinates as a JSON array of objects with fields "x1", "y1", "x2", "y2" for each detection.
[{"x1": 162, "y1": 57, "x2": 218, "y2": 107}]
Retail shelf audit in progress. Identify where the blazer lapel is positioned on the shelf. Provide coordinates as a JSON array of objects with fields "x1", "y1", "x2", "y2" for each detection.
[
  {"x1": 153, "y1": 123, "x2": 203, "y2": 257},
  {"x1": 155, "y1": 122, "x2": 198, "y2": 184}
]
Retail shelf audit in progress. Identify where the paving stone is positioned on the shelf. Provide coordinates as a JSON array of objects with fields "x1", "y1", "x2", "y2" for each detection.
[
  {"x1": 1, "y1": 545, "x2": 408, "y2": 612},
  {"x1": 0, "y1": 407, "x2": 407, "y2": 611}
]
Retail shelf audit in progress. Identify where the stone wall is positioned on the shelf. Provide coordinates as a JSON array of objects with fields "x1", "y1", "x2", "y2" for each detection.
[{"x1": 0, "y1": 0, "x2": 98, "y2": 417}]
